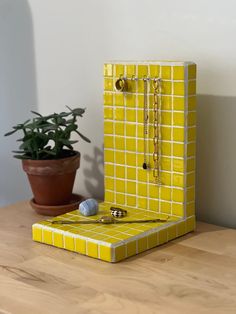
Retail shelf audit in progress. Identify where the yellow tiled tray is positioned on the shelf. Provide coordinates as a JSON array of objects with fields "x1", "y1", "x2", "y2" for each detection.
[
  {"x1": 32, "y1": 61, "x2": 196, "y2": 262},
  {"x1": 33, "y1": 203, "x2": 195, "y2": 262}
]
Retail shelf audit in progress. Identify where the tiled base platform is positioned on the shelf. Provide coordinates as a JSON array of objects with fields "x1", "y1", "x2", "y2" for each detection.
[{"x1": 32, "y1": 202, "x2": 195, "y2": 262}]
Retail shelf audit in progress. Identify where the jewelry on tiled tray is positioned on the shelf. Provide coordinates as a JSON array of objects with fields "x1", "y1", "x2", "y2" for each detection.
[
  {"x1": 110, "y1": 206, "x2": 127, "y2": 218},
  {"x1": 49, "y1": 216, "x2": 169, "y2": 225}
]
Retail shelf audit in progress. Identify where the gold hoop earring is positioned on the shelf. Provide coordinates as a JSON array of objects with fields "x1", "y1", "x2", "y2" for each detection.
[{"x1": 115, "y1": 77, "x2": 127, "y2": 92}]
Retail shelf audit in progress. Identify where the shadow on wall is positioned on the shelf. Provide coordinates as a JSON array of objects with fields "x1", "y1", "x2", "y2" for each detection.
[
  {"x1": 196, "y1": 94, "x2": 236, "y2": 229},
  {"x1": 0, "y1": 0, "x2": 37, "y2": 206},
  {"x1": 83, "y1": 147, "x2": 104, "y2": 200}
]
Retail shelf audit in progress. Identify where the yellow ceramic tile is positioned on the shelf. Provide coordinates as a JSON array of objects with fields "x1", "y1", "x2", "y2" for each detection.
[
  {"x1": 137, "y1": 110, "x2": 143, "y2": 123},
  {"x1": 138, "y1": 65, "x2": 148, "y2": 78},
  {"x1": 115, "y1": 137, "x2": 125, "y2": 150},
  {"x1": 115, "y1": 94, "x2": 124, "y2": 107},
  {"x1": 160, "y1": 201, "x2": 171, "y2": 214},
  {"x1": 161, "y1": 66, "x2": 171, "y2": 79},
  {"x1": 173, "y1": 112, "x2": 185, "y2": 126},
  {"x1": 126, "y1": 94, "x2": 136, "y2": 107},
  {"x1": 104, "y1": 78, "x2": 113, "y2": 91},
  {"x1": 126, "y1": 109, "x2": 136, "y2": 122},
  {"x1": 32, "y1": 226, "x2": 42, "y2": 242},
  {"x1": 116, "y1": 193, "x2": 125, "y2": 205},
  {"x1": 126, "y1": 124, "x2": 136, "y2": 137},
  {"x1": 137, "y1": 124, "x2": 144, "y2": 138},
  {"x1": 127, "y1": 80, "x2": 136, "y2": 93},
  {"x1": 104, "y1": 93, "x2": 113, "y2": 106},
  {"x1": 114, "y1": 245, "x2": 126, "y2": 262},
  {"x1": 127, "y1": 167, "x2": 136, "y2": 180},
  {"x1": 75, "y1": 238, "x2": 86, "y2": 254},
  {"x1": 104, "y1": 136, "x2": 113, "y2": 149},
  {"x1": 115, "y1": 122, "x2": 124, "y2": 136},
  {"x1": 99, "y1": 245, "x2": 112, "y2": 262},
  {"x1": 173, "y1": 143, "x2": 185, "y2": 157},
  {"x1": 159, "y1": 229, "x2": 167, "y2": 244},
  {"x1": 149, "y1": 199, "x2": 159, "y2": 211},
  {"x1": 116, "y1": 165, "x2": 125, "y2": 178},
  {"x1": 104, "y1": 150, "x2": 114, "y2": 163},
  {"x1": 161, "y1": 172, "x2": 171, "y2": 186},
  {"x1": 126, "y1": 64, "x2": 136, "y2": 77},
  {"x1": 105, "y1": 190, "x2": 114, "y2": 202},
  {"x1": 172, "y1": 203, "x2": 184, "y2": 217},
  {"x1": 104, "y1": 164, "x2": 114, "y2": 177},
  {"x1": 53, "y1": 232, "x2": 63, "y2": 248},
  {"x1": 187, "y1": 187, "x2": 195, "y2": 202},
  {"x1": 138, "y1": 237, "x2": 148, "y2": 253},
  {"x1": 177, "y1": 221, "x2": 186, "y2": 236},
  {"x1": 105, "y1": 177, "x2": 114, "y2": 190},
  {"x1": 187, "y1": 172, "x2": 195, "y2": 187},
  {"x1": 172, "y1": 188, "x2": 184, "y2": 202},
  {"x1": 186, "y1": 216, "x2": 196, "y2": 233},
  {"x1": 114, "y1": 108, "x2": 124, "y2": 121},
  {"x1": 126, "y1": 138, "x2": 136, "y2": 152},
  {"x1": 173, "y1": 66, "x2": 185, "y2": 80},
  {"x1": 173, "y1": 127, "x2": 184, "y2": 142},
  {"x1": 173, "y1": 158, "x2": 184, "y2": 172},
  {"x1": 104, "y1": 64, "x2": 113, "y2": 77},
  {"x1": 161, "y1": 96, "x2": 172, "y2": 110},
  {"x1": 188, "y1": 96, "x2": 196, "y2": 110},
  {"x1": 137, "y1": 169, "x2": 147, "y2": 182},
  {"x1": 161, "y1": 157, "x2": 171, "y2": 171},
  {"x1": 138, "y1": 197, "x2": 147, "y2": 209},
  {"x1": 126, "y1": 152, "x2": 136, "y2": 166},
  {"x1": 149, "y1": 65, "x2": 160, "y2": 77},
  {"x1": 160, "y1": 187, "x2": 171, "y2": 201},
  {"x1": 188, "y1": 80, "x2": 196, "y2": 95},
  {"x1": 116, "y1": 179, "x2": 125, "y2": 193},
  {"x1": 173, "y1": 97, "x2": 185, "y2": 110},
  {"x1": 161, "y1": 126, "x2": 171, "y2": 141},
  {"x1": 138, "y1": 183, "x2": 147, "y2": 197},
  {"x1": 162, "y1": 142, "x2": 171, "y2": 155},
  {"x1": 187, "y1": 143, "x2": 196, "y2": 157},
  {"x1": 64, "y1": 236, "x2": 75, "y2": 251},
  {"x1": 104, "y1": 107, "x2": 113, "y2": 120},
  {"x1": 104, "y1": 121, "x2": 113, "y2": 134},
  {"x1": 87, "y1": 241, "x2": 98, "y2": 259},
  {"x1": 188, "y1": 112, "x2": 196, "y2": 126},
  {"x1": 127, "y1": 241, "x2": 137, "y2": 258},
  {"x1": 115, "y1": 64, "x2": 124, "y2": 77},
  {"x1": 43, "y1": 230, "x2": 53, "y2": 245},
  {"x1": 168, "y1": 225, "x2": 177, "y2": 241},
  {"x1": 115, "y1": 152, "x2": 125, "y2": 164},
  {"x1": 137, "y1": 95, "x2": 144, "y2": 108},
  {"x1": 148, "y1": 233, "x2": 158, "y2": 249},
  {"x1": 173, "y1": 173, "x2": 184, "y2": 187},
  {"x1": 137, "y1": 80, "x2": 145, "y2": 93},
  {"x1": 162, "y1": 112, "x2": 172, "y2": 125},
  {"x1": 127, "y1": 181, "x2": 136, "y2": 194},
  {"x1": 127, "y1": 195, "x2": 136, "y2": 207},
  {"x1": 149, "y1": 184, "x2": 159, "y2": 198},
  {"x1": 161, "y1": 81, "x2": 172, "y2": 95},
  {"x1": 188, "y1": 64, "x2": 196, "y2": 79},
  {"x1": 186, "y1": 202, "x2": 195, "y2": 217},
  {"x1": 137, "y1": 139, "x2": 144, "y2": 153},
  {"x1": 187, "y1": 158, "x2": 195, "y2": 172},
  {"x1": 174, "y1": 82, "x2": 185, "y2": 96},
  {"x1": 188, "y1": 127, "x2": 196, "y2": 141}
]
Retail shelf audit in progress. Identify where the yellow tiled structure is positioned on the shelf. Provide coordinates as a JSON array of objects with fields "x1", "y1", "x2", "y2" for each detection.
[{"x1": 32, "y1": 61, "x2": 196, "y2": 262}]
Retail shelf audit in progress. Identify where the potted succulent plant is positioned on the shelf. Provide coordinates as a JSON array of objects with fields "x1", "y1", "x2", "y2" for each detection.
[{"x1": 4, "y1": 106, "x2": 90, "y2": 216}]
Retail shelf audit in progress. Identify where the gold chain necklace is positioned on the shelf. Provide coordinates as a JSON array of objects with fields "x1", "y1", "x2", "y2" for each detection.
[
  {"x1": 143, "y1": 76, "x2": 148, "y2": 170},
  {"x1": 152, "y1": 78, "x2": 161, "y2": 183}
]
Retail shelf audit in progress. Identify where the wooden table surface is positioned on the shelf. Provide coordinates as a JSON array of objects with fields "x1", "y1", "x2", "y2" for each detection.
[{"x1": 0, "y1": 201, "x2": 236, "y2": 314}]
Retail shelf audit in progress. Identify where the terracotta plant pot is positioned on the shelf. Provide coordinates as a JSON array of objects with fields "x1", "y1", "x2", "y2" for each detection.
[{"x1": 22, "y1": 151, "x2": 80, "y2": 206}]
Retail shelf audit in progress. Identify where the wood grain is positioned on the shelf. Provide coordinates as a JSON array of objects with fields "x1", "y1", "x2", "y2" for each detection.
[{"x1": 0, "y1": 201, "x2": 236, "y2": 314}]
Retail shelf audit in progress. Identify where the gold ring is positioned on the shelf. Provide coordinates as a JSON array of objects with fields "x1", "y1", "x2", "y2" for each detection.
[{"x1": 115, "y1": 78, "x2": 127, "y2": 92}]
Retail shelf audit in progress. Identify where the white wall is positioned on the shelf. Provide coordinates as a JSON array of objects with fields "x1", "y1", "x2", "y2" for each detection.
[{"x1": 1, "y1": 0, "x2": 236, "y2": 228}]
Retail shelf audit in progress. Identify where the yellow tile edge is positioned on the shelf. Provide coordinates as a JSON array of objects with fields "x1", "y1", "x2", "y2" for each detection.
[{"x1": 32, "y1": 216, "x2": 195, "y2": 263}]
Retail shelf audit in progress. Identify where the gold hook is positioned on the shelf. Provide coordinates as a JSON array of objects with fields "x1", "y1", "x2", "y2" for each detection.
[{"x1": 115, "y1": 76, "x2": 127, "y2": 92}]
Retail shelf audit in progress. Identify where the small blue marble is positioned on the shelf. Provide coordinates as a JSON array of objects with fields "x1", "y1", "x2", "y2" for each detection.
[{"x1": 79, "y1": 198, "x2": 98, "y2": 216}]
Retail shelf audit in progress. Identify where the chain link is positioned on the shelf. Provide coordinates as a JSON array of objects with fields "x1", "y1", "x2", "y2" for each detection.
[{"x1": 152, "y1": 78, "x2": 161, "y2": 184}]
